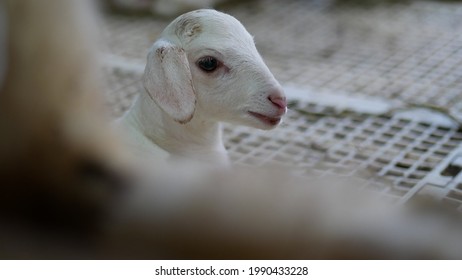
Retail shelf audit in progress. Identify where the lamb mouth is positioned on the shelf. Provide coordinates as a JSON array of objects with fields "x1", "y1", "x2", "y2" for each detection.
[{"x1": 248, "y1": 111, "x2": 281, "y2": 126}]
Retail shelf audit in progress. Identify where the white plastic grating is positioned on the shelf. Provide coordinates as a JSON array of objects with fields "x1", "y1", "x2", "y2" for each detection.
[
  {"x1": 104, "y1": 68, "x2": 462, "y2": 210},
  {"x1": 102, "y1": 0, "x2": 462, "y2": 211},
  {"x1": 223, "y1": 100, "x2": 462, "y2": 204}
]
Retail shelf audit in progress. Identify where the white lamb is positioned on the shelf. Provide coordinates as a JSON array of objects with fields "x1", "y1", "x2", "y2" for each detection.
[{"x1": 115, "y1": 9, "x2": 287, "y2": 164}]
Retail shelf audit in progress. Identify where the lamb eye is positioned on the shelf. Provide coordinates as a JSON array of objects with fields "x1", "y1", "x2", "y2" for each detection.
[{"x1": 198, "y1": 56, "x2": 219, "y2": 72}]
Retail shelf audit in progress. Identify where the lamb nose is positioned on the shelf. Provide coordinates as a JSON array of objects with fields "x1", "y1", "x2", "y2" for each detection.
[{"x1": 268, "y1": 92, "x2": 287, "y2": 109}]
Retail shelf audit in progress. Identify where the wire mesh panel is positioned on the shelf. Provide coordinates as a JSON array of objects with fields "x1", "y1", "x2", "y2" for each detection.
[{"x1": 223, "y1": 0, "x2": 462, "y2": 112}]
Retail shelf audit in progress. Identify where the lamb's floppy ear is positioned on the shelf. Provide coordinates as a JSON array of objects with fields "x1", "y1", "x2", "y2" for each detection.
[{"x1": 143, "y1": 39, "x2": 196, "y2": 124}]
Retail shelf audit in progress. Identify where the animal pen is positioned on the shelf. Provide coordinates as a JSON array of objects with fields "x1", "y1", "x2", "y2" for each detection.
[{"x1": 103, "y1": 0, "x2": 462, "y2": 210}]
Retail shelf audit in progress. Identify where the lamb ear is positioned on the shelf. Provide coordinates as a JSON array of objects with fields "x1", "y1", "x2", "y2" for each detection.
[{"x1": 143, "y1": 39, "x2": 196, "y2": 124}]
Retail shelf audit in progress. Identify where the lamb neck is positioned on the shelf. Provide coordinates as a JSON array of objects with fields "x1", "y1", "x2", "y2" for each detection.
[{"x1": 127, "y1": 93, "x2": 227, "y2": 162}]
